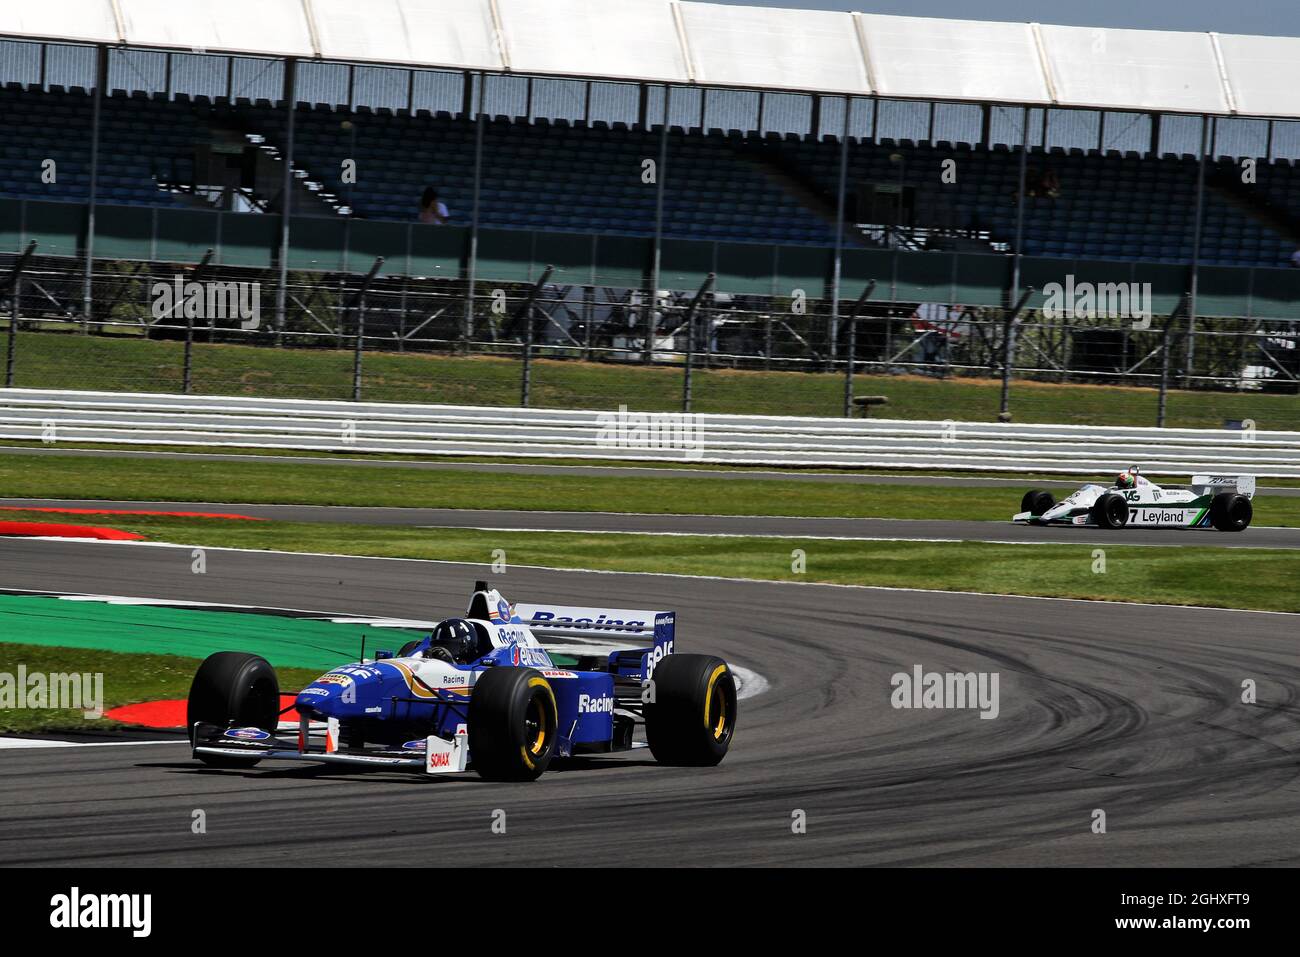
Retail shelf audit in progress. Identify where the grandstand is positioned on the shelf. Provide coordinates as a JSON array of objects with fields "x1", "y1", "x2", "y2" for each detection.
[{"x1": 1, "y1": 0, "x2": 1299, "y2": 404}]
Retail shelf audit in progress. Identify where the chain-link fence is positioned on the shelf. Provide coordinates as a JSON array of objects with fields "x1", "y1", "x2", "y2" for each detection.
[{"x1": 2, "y1": 255, "x2": 1298, "y2": 429}]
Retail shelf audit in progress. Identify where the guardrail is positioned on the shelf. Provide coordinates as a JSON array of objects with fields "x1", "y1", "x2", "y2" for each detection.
[{"x1": 1, "y1": 388, "x2": 1297, "y2": 477}]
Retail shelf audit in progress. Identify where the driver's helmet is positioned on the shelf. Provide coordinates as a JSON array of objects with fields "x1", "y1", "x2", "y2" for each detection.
[
  {"x1": 1115, "y1": 470, "x2": 1138, "y2": 489},
  {"x1": 425, "y1": 618, "x2": 479, "y2": 664}
]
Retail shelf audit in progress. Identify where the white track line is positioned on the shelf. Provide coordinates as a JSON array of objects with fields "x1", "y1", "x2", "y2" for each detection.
[
  {"x1": 0, "y1": 737, "x2": 183, "y2": 749},
  {"x1": 412, "y1": 523, "x2": 1294, "y2": 548}
]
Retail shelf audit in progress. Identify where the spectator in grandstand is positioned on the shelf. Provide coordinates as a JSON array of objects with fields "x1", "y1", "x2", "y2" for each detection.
[
  {"x1": 418, "y1": 187, "x2": 449, "y2": 224},
  {"x1": 1040, "y1": 166, "x2": 1061, "y2": 199},
  {"x1": 1022, "y1": 167, "x2": 1060, "y2": 201}
]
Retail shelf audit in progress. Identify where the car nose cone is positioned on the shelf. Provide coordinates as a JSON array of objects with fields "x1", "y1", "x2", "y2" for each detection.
[{"x1": 295, "y1": 679, "x2": 349, "y2": 715}]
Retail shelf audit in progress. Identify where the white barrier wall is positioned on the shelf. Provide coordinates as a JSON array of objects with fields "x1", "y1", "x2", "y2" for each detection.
[{"x1": 2, "y1": 389, "x2": 1297, "y2": 476}]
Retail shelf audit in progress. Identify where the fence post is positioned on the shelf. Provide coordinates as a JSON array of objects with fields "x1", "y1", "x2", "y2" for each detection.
[
  {"x1": 1157, "y1": 293, "x2": 1189, "y2": 428},
  {"x1": 843, "y1": 280, "x2": 876, "y2": 417},
  {"x1": 274, "y1": 57, "x2": 297, "y2": 348},
  {"x1": 5, "y1": 277, "x2": 18, "y2": 389},
  {"x1": 999, "y1": 286, "x2": 1035, "y2": 420},
  {"x1": 2, "y1": 242, "x2": 37, "y2": 389},
  {"x1": 182, "y1": 248, "x2": 215, "y2": 395},
  {"x1": 351, "y1": 257, "x2": 385, "y2": 403},
  {"x1": 518, "y1": 264, "x2": 555, "y2": 408},
  {"x1": 83, "y1": 44, "x2": 106, "y2": 333},
  {"x1": 681, "y1": 272, "x2": 716, "y2": 413}
]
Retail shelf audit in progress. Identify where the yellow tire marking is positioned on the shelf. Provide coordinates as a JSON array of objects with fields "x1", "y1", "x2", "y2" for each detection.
[
  {"x1": 519, "y1": 677, "x2": 555, "y2": 771},
  {"x1": 703, "y1": 664, "x2": 728, "y2": 736}
]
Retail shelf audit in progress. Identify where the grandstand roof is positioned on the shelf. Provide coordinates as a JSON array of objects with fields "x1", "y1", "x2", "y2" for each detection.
[{"x1": 2, "y1": 0, "x2": 1298, "y2": 119}]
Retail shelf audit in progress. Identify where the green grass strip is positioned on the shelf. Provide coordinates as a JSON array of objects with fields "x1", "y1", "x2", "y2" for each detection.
[
  {"x1": 0, "y1": 594, "x2": 422, "y2": 671},
  {"x1": 2, "y1": 454, "x2": 1299, "y2": 525}
]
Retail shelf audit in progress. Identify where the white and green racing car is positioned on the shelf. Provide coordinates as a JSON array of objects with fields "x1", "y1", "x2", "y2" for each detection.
[{"x1": 1013, "y1": 468, "x2": 1255, "y2": 532}]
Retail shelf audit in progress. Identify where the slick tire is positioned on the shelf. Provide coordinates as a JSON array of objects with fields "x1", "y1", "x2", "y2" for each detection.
[
  {"x1": 187, "y1": 652, "x2": 280, "y2": 768},
  {"x1": 1020, "y1": 490, "x2": 1055, "y2": 516},
  {"x1": 1209, "y1": 492, "x2": 1252, "y2": 532},
  {"x1": 644, "y1": 654, "x2": 737, "y2": 767},
  {"x1": 1091, "y1": 492, "x2": 1130, "y2": 529},
  {"x1": 468, "y1": 667, "x2": 557, "y2": 781}
]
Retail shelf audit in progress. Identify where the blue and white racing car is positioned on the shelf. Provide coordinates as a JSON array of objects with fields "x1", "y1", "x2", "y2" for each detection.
[{"x1": 187, "y1": 581, "x2": 737, "y2": 781}]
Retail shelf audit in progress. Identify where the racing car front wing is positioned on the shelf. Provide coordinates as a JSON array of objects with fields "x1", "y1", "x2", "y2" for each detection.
[{"x1": 192, "y1": 719, "x2": 470, "y2": 775}]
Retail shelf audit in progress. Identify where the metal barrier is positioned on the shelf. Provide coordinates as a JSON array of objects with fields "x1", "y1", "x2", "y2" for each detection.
[{"x1": 1, "y1": 388, "x2": 1297, "y2": 477}]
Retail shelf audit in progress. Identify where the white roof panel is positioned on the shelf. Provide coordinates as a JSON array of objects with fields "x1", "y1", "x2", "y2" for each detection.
[
  {"x1": 118, "y1": 0, "x2": 314, "y2": 58},
  {"x1": 0, "y1": 0, "x2": 118, "y2": 44},
  {"x1": 1, "y1": 0, "x2": 1294, "y2": 119},
  {"x1": 498, "y1": 0, "x2": 687, "y2": 83},
  {"x1": 1217, "y1": 33, "x2": 1300, "y2": 119},
  {"x1": 859, "y1": 14, "x2": 1049, "y2": 104},
  {"x1": 679, "y1": 2, "x2": 868, "y2": 94},
  {"x1": 312, "y1": 0, "x2": 502, "y2": 72},
  {"x1": 1038, "y1": 24, "x2": 1228, "y2": 114}
]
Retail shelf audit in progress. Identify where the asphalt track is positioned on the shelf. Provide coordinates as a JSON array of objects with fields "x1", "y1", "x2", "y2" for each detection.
[
  {"x1": 1, "y1": 536, "x2": 1298, "y2": 867},
  {"x1": 1, "y1": 497, "x2": 1298, "y2": 549}
]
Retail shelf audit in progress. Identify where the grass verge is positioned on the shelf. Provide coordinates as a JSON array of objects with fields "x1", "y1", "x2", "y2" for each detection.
[
  {"x1": 7, "y1": 440, "x2": 1300, "y2": 487},
  {"x1": 0, "y1": 642, "x2": 322, "y2": 733},
  {"x1": 2, "y1": 455, "x2": 1299, "y2": 524}
]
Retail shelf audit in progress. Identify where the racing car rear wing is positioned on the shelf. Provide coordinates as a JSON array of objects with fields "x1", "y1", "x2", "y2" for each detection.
[
  {"x1": 1190, "y1": 474, "x2": 1256, "y2": 499},
  {"x1": 513, "y1": 601, "x2": 676, "y2": 678}
]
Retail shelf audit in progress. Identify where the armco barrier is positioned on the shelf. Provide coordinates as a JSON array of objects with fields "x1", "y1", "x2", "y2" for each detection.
[{"x1": 0, "y1": 389, "x2": 1297, "y2": 477}]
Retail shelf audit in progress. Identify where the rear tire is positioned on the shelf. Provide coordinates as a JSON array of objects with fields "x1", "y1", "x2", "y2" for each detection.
[
  {"x1": 645, "y1": 655, "x2": 737, "y2": 767},
  {"x1": 1210, "y1": 492, "x2": 1252, "y2": 532},
  {"x1": 1020, "y1": 490, "x2": 1055, "y2": 516},
  {"x1": 186, "y1": 652, "x2": 280, "y2": 768},
  {"x1": 468, "y1": 667, "x2": 557, "y2": 781},
  {"x1": 1090, "y1": 492, "x2": 1129, "y2": 529}
]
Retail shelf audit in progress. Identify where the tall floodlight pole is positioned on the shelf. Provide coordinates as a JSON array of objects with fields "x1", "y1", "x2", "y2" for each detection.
[
  {"x1": 465, "y1": 72, "x2": 485, "y2": 349},
  {"x1": 1010, "y1": 105, "x2": 1030, "y2": 305},
  {"x1": 829, "y1": 96, "x2": 850, "y2": 363},
  {"x1": 275, "y1": 57, "x2": 297, "y2": 345},
  {"x1": 1186, "y1": 114, "x2": 1209, "y2": 386},
  {"x1": 83, "y1": 44, "x2": 106, "y2": 331},
  {"x1": 648, "y1": 85, "x2": 671, "y2": 364}
]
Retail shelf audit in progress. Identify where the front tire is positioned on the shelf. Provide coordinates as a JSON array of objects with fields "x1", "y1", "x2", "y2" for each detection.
[
  {"x1": 186, "y1": 652, "x2": 280, "y2": 768},
  {"x1": 1020, "y1": 489, "x2": 1055, "y2": 516},
  {"x1": 468, "y1": 667, "x2": 557, "y2": 781},
  {"x1": 645, "y1": 655, "x2": 737, "y2": 767},
  {"x1": 1210, "y1": 492, "x2": 1252, "y2": 532},
  {"x1": 1091, "y1": 492, "x2": 1129, "y2": 529}
]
